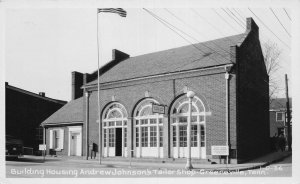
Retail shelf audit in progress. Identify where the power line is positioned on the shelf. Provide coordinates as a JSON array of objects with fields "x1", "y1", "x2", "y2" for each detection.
[
  {"x1": 283, "y1": 8, "x2": 291, "y2": 21},
  {"x1": 248, "y1": 8, "x2": 290, "y2": 49},
  {"x1": 164, "y1": 9, "x2": 234, "y2": 60},
  {"x1": 212, "y1": 8, "x2": 240, "y2": 33},
  {"x1": 143, "y1": 8, "x2": 223, "y2": 66},
  {"x1": 232, "y1": 8, "x2": 245, "y2": 22},
  {"x1": 221, "y1": 8, "x2": 245, "y2": 29},
  {"x1": 190, "y1": 9, "x2": 229, "y2": 39},
  {"x1": 270, "y1": 8, "x2": 291, "y2": 37},
  {"x1": 147, "y1": 9, "x2": 271, "y2": 99},
  {"x1": 232, "y1": 8, "x2": 277, "y2": 44},
  {"x1": 225, "y1": 8, "x2": 246, "y2": 29}
]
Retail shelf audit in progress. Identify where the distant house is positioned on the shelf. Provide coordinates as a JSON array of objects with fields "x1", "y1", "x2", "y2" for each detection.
[
  {"x1": 5, "y1": 82, "x2": 67, "y2": 155},
  {"x1": 269, "y1": 98, "x2": 292, "y2": 137},
  {"x1": 41, "y1": 18, "x2": 270, "y2": 163}
]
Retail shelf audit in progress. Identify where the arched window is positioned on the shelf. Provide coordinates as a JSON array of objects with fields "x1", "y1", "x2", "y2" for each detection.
[
  {"x1": 102, "y1": 102, "x2": 128, "y2": 157},
  {"x1": 170, "y1": 95, "x2": 206, "y2": 159},
  {"x1": 134, "y1": 98, "x2": 164, "y2": 158}
]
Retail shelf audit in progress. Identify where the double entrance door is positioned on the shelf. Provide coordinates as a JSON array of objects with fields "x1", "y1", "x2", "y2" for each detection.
[{"x1": 104, "y1": 127, "x2": 126, "y2": 157}]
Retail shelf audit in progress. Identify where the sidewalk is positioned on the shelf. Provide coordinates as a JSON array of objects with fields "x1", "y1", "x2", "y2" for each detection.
[{"x1": 43, "y1": 151, "x2": 292, "y2": 171}]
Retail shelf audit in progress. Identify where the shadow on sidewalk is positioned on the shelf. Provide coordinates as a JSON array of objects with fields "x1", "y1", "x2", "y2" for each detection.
[
  {"x1": 6, "y1": 156, "x2": 61, "y2": 163},
  {"x1": 244, "y1": 151, "x2": 291, "y2": 164}
]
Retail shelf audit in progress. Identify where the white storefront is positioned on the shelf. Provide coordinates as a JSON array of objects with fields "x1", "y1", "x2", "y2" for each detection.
[
  {"x1": 134, "y1": 98, "x2": 164, "y2": 158},
  {"x1": 102, "y1": 103, "x2": 128, "y2": 157},
  {"x1": 170, "y1": 95, "x2": 206, "y2": 159}
]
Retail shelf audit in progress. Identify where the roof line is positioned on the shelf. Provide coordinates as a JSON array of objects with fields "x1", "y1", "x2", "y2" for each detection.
[
  {"x1": 83, "y1": 63, "x2": 234, "y2": 89},
  {"x1": 6, "y1": 83, "x2": 67, "y2": 104},
  {"x1": 41, "y1": 121, "x2": 84, "y2": 126}
]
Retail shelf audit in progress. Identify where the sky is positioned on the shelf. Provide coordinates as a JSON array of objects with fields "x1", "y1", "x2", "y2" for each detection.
[{"x1": 3, "y1": 3, "x2": 294, "y2": 101}]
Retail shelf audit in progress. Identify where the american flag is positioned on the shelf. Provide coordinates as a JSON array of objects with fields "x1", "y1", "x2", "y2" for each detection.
[{"x1": 97, "y1": 8, "x2": 127, "y2": 17}]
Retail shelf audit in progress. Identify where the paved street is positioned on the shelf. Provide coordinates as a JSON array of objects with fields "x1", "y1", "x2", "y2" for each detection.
[
  {"x1": 6, "y1": 153, "x2": 292, "y2": 178},
  {"x1": 245, "y1": 154, "x2": 292, "y2": 177}
]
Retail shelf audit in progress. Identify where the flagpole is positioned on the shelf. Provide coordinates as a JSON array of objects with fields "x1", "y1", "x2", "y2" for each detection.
[{"x1": 97, "y1": 9, "x2": 102, "y2": 165}]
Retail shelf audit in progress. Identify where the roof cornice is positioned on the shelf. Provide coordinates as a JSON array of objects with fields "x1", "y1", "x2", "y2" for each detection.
[{"x1": 83, "y1": 63, "x2": 234, "y2": 91}]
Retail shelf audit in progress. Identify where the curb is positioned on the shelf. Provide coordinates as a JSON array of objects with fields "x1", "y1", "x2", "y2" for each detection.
[
  {"x1": 205, "y1": 152, "x2": 292, "y2": 172},
  {"x1": 37, "y1": 152, "x2": 292, "y2": 172}
]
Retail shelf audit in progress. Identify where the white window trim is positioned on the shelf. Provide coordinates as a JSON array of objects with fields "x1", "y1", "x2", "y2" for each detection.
[
  {"x1": 170, "y1": 95, "x2": 207, "y2": 158},
  {"x1": 276, "y1": 112, "x2": 284, "y2": 121},
  {"x1": 102, "y1": 102, "x2": 128, "y2": 157},
  {"x1": 68, "y1": 126, "x2": 82, "y2": 156},
  {"x1": 49, "y1": 128, "x2": 64, "y2": 151}
]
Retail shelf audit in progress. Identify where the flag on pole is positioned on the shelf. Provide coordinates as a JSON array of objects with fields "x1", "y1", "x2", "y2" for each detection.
[{"x1": 97, "y1": 8, "x2": 127, "y2": 17}]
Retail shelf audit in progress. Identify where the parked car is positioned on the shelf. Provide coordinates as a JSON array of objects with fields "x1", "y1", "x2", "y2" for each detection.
[{"x1": 6, "y1": 135, "x2": 23, "y2": 159}]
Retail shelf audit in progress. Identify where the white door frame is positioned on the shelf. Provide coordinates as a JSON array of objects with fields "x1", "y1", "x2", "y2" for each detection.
[{"x1": 68, "y1": 126, "x2": 82, "y2": 156}]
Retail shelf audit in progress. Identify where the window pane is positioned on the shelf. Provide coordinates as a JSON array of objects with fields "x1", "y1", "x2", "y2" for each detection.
[
  {"x1": 150, "y1": 119, "x2": 157, "y2": 124},
  {"x1": 141, "y1": 119, "x2": 148, "y2": 125},
  {"x1": 136, "y1": 120, "x2": 139, "y2": 125},
  {"x1": 173, "y1": 126, "x2": 176, "y2": 147},
  {"x1": 141, "y1": 127, "x2": 148, "y2": 147},
  {"x1": 179, "y1": 104, "x2": 188, "y2": 113},
  {"x1": 276, "y1": 112, "x2": 283, "y2": 121},
  {"x1": 200, "y1": 125, "x2": 205, "y2": 147},
  {"x1": 199, "y1": 115, "x2": 204, "y2": 122},
  {"x1": 191, "y1": 125, "x2": 197, "y2": 147},
  {"x1": 136, "y1": 128, "x2": 139, "y2": 147},
  {"x1": 116, "y1": 121, "x2": 122, "y2": 126},
  {"x1": 104, "y1": 129, "x2": 107, "y2": 147},
  {"x1": 179, "y1": 117, "x2": 187, "y2": 123},
  {"x1": 150, "y1": 126, "x2": 157, "y2": 147},
  {"x1": 159, "y1": 126, "x2": 163, "y2": 147},
  {"x1": 124, "y1": 120, "x2": 127, "y2": 126},
  {"x1": 124, "y1": 128, "x2": 127, "y2": 147},
  {"x1": 159, "y1": 118, "x2": 163, "y2": 124},
  {"x1": 108, "y1": 110, "x2": 122, "y2": 119},
  {"x1": 109, "y1": 129, "x2": 115, "y2": 147},
  {"x1": 191, "y1": 116, "x2": 197, "y2": 122},
  {"x1": 179, "y1": 126, "x2": 187, "y2": 147}
]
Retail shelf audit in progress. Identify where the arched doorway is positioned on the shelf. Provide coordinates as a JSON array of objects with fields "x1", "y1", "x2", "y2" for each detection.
[
  {"x1": 170, "y1": 95, "x2": 206, "y2": 159},
  {"x1": 134, "y1": 98, "x2": 164, "y2": 158},
  {"x1": 102, "y1": 102, "x2": 128, "y2": 157}
]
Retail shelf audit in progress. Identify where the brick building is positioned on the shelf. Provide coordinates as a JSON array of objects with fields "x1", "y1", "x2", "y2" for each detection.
[
  {"x1": 269, "y1": 98, "x2": 292, "y2": 137},
  {"x1": 41, "y1": 18, "x2": 269, "y2": 163},
  {"x1": 5, "y1": 82, "x2": 67, "y2": 154}
]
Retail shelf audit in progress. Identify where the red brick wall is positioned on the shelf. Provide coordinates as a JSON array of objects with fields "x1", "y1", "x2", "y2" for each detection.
[
  {"x1": 86, "y1": 67, "x2": 235, "y2": 158},
  {"x1": 236, "y1": 29, "x2": 270, "y2": 162}
]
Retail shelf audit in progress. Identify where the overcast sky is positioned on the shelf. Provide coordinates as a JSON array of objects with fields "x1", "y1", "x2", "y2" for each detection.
[{"x1": 3, "y1": 3, "x2": 294, "y2": 101}]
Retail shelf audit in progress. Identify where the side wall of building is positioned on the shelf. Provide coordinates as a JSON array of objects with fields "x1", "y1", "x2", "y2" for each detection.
[
  {"x1": 5, "y1": 87, "x2": 66, "y2": 154},
  {"x1": 236, "y1": 28, "x2": 270, "y2": 162}
]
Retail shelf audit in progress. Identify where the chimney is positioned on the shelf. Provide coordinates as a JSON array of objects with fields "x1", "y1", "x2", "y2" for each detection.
[
  {"x1": 112, "y1": 49, "x2": 130, "y2": 61},
  {"x1": 246, "y1": 17, "x2": 259, "y2": 37},
  {"x1": 72, "y1": 71, "x2": 84, "y2": 100},
  {"x1": 83, "y1": 73, "x2": 93, "y2": 85},
  {"x1": 39, "y1": 92, "x2": 45, "y2": 97}
]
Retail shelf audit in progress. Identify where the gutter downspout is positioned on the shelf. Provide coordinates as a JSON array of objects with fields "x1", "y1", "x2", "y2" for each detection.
[
  {"x1": 85, "y1": 91, "x2": 90, "y2": 160},
  {"x1": 225, "y1": 64, "x2": 233, "y2": 164},
  {"x1": 43, "y1": 126, "x2": 46, "y2": 162}
]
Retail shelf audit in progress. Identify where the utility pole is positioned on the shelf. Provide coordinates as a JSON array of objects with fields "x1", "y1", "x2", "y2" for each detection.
[{"x1": 285, "y1": 74, "x2": 292, "y2": 151}]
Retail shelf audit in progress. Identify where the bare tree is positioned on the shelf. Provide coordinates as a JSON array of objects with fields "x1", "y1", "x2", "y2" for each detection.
[{"x1": 262, "y1": 40, "x2": 282, "y2": 103}]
